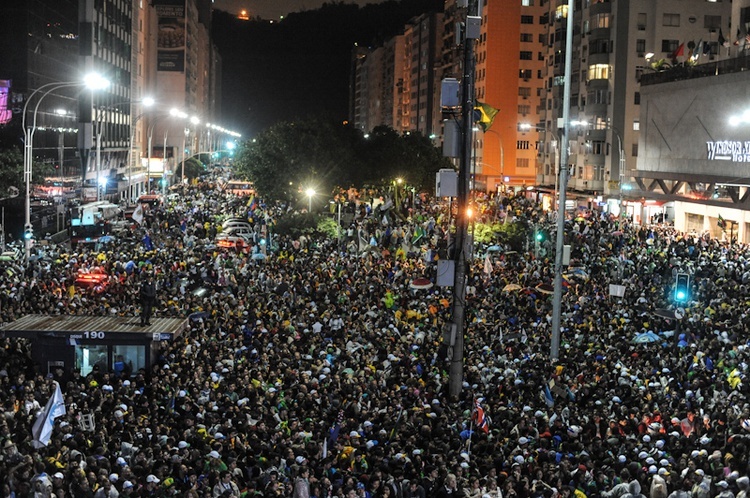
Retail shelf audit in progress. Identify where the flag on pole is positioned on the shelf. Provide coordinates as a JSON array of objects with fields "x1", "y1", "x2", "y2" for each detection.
[
  {"x1": 718, "y1": 213, "x2": 726, "y2": 231},
  {"x1": 543, "y1": 384, "x2": 555, "y2": 407},
  {"x1": 327, "y1": 409, "x2": 345, "y2": 447},
  {"x1": 473, "y1": 102, "x2": 499, "y2": 132},
  {"x1": 132, "y1": 203, "x2": 144, "y2": 225},
  {"x1": 719, "y1": 29, "x2": 729, "y2": 48},
  {"x1": 31, "y1": 382, "x2": 66, "y2": 448},
  {"x1": 671, "y1": 43, "x2": 685, "y2": 59},
  {"x1": 484, "y1": 253, "x2": 493, "y2": 276},
  {"x1": 471, "y1": 398, "x2": 490, "y2": 434}
]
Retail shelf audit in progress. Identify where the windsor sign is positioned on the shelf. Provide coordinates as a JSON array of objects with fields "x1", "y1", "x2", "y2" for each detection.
[{"x1": 707, "y1": 141, "x2": 750, "y2": 162}]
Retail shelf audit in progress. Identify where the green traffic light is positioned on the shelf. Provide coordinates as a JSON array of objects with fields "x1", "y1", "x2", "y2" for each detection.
[{"x1": 536, "y1": 232, "x2": 543, "y2": 241}]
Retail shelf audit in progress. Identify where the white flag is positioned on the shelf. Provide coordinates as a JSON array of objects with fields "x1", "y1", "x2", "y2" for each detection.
[
  {"x1": 31, "y1": 382, "x2": 66, "y2": 448},
  {"x1": 132, "y1": 204, "x2": 144, "y2": 225},
  {"x1": 484, "y1": 253, "x2": 493, "y2": 276}
]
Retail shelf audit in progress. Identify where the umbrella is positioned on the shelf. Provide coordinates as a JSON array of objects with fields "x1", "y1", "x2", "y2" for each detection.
[
  {"x1": 565, "y1": 268, "x2": 589, "y2": 281},
  {"x1": 535, "y1": 283, "x2": 555, "y2": 295},
  {"x1": 503, "y1": 283, "x2": 522, "y2": 292},
  {"x1": 611, "y1": 231, "x2": 623, "y2": 236},
  {"x1": 251, "y1": 253, "x2": 266, "y2": 260},
  {"x1": 487, "y1": 245, "x2": 502, "y2": 252},
  {"x1": 410, "y1": 278, "x2": 434, "y2": 290},
  {"x1": 633, "y1": 331, "x2": 661, "y2": 343}
]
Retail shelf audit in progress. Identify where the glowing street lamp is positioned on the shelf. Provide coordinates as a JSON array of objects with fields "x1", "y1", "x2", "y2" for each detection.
[
  {"x1": 306, "y1": 188, "x2": 316, "y2": 212},
  {"x1": 22, "y1": 72, "x2": 109, "y2": 263}
]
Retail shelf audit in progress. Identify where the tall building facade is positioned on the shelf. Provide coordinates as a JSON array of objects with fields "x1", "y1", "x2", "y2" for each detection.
[
  {"x1": 539, "y1": 0, "x2": 731, "y2": 212},
  {"x1": 475, "y1": 0, "x2": 546, "y2": 192},
  {"x1": 78, "y1": 0, "x2": 134, "y2": 198},
  {"x1": 0, "y1": 1, "x2": 80, "y2": 175},
  {"x1": 350, "y1": 12, "x2": 443, "y2": 139}
]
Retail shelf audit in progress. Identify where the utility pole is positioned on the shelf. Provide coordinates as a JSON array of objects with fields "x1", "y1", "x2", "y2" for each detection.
[
  {"x1": 550, "y1": 0, "x2": 575, "y2": 361},
  {"x1": 449, "y1": 0, "x2": 480, "y2": 399}
]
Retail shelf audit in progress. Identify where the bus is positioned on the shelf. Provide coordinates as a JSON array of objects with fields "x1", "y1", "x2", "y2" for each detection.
[
  {"x1": 224, "y1": 180, "x2": 255, "y2": 196},
  {"x1": 40, "y1": 177, "x2": 80, "y2": 198},
  {"x1": 68, "y1": 201, "x2": 121, "y2": 247}
]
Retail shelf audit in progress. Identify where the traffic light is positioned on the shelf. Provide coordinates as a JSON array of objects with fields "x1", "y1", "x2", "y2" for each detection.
[
  {"x1": 536, "y1": 231, "x2": 543, "y2": 242},
  {"x1": 24, "y1": 227, "x2": 34, "y2": 241},
  {"x1": 54, "y1": 163, "x2": 60, "y2": 170},
  {"x1": 674, "y1": 273, "x2": 690, "y2": 303}
]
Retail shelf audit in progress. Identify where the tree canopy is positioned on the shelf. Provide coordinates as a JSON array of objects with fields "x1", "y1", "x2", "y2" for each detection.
[{"x1": 233, "y1": 118, "x2": 451, "y2": 203}]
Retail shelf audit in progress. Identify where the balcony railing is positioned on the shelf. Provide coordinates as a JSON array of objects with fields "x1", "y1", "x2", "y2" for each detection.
[{"x1": 641, "y1": 55, "x2": 750, "y2": 86}]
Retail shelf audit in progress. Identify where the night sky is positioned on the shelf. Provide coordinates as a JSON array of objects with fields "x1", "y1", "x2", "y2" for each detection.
[{"x1": 211, "y1": 0, "x2": 444, "y2": 139}]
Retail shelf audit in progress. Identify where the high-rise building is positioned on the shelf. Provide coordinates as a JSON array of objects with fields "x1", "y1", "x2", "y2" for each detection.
[
  {"x1": 539, "y1": 0, "x2": 731, "y2": 213},
  {"x1": 475, "y1": 0, "x2": 546, "y2": 192},
  {"x1": 78, "y1": 0, "x2": 135, "y2": 199},
  {"x1": 0, "y1": 0, "x2": 80, "y2": 176},
  {"x1": 350, "y1": 12, "x2": 443, "y2": 139}
]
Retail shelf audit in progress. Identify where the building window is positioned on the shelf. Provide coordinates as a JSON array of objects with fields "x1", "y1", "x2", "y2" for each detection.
[
  {"x1": 633, "y1": 120, "x2": 640, "y2": 131},
  {"x1": 661, "y1": 39, "x2": 679, "y2": 53},
  {"x1": 517, "y1": 141, "x2": 530, "y2": 150},
  {"x1": 592, "y1": 13, "x2": 609, "y2": 28},
  {"x1": 518, "y1": 104, "x2": 531, "y2": 115},
  {"x1": 637, "y1": 13, "x2": 647, "y2": 30},
  {"x1": 519, "y1": 87, "x2": 531, "y2": 98},
  {"x1": 632, "y1": 143, "x2": 639, "y2": 156},
  {"x1": 521, "y1": 15, "x2": 534, "y2": 24},
  {"x1": 634, "y1": 92, "x2": 640, "y2": 105},
  {"x1": 636, "y1": 39, "x2": 646, "y2": 54},
  {"x1": 704, "y1": 15, "x2": 721, "y2": 30},
  {"x1": 663, "y1": 13, "x2": 680, "y2": 27},
  {"x1": 520, "y1": 69, "x2": 532, "y2": 79},
  {"x1": 555, "y1": 5, "x2": 568, "y2": 20},
  {"x1": 521, "y1": 33, "x2": 533, "y2": 42},
  {"x1": 522, "y1": 0, "x2": 533, "y2": 5},
  {"x1": 587, "y1": 64, "x2": 610, "y2": 81},
  {"x1": 517, "y1": 158, "x2": 530, "y2": 168},
  {"x1": 590, "y1": 141, "x2": 605, "y2": 155},
  {"x1": 520, "y1": 51, "x2": 533, "y2": 60}
]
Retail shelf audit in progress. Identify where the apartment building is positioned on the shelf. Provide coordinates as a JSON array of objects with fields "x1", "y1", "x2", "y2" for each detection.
[
  {"x1": 476, "y1": 0, "x2": 547, "y2": 192},
  {"x1": 0, "y1": 0, "x2": 80, "y2": 176},
  {"x1": 539, "y1": 0, "x2": 731, "y2": 213}
]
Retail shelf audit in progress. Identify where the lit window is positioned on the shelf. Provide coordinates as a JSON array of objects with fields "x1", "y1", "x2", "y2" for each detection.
[
  {"x1": 633, "y1": 121, "x2": 640, "y2": 131},
  {"x1": 587, "y1": 64, "x2": 610, "y2": 80}
]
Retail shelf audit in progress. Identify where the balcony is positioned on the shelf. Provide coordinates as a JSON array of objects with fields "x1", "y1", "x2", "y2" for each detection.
[{"x1": 641, "y1": 54, "x2": 750, "y2": 86}]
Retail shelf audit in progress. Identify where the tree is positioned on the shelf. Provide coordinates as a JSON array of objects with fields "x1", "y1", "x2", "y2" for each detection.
[
  {"x1": 0, "y1": 147, "x2": 51, "y2": 198},
  {"x1": 234, "y1": 117, "x2": 361, "y2": 203},
  {"x1": 234, "y1": 119, "x2": 450, "y2": 204},
  {"x1": 180, "y1": 157, "x2": 206, "y2": 180}
]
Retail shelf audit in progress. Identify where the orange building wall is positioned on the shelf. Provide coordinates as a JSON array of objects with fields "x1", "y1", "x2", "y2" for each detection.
[{"x1": 476, "y1": 0, "x2": 545, "y2": 192}]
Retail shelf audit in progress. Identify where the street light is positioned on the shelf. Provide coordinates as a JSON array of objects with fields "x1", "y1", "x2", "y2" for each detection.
[
  {"x1": 482, "y1": 129, "x2": 505, "y2": 192},
  {"x1": 306, "y1": 188, "x2": 315, "y2": 212},
  {"x1": 571, "y1": 120, "x2": 625, "y2": 217},
  {"x1": 520, "y1": 123, "x2": 560, "y2": 215},
  {"x1": 22, "y1": 73, "x2": 109, "y2": 262},
  {"x1": 127, "y1": 99, "x2": 156, "y2": 202}
]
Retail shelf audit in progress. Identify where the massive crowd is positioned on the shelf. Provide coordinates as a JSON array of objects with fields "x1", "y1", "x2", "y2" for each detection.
[{"x1": 1, "y1": 180, "x2": 750, "y2": 498}]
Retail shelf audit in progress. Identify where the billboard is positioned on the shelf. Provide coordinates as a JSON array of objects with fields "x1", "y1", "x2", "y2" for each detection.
[{"x1": 154, "y1": 0, "x2": 186, "y2": 72}]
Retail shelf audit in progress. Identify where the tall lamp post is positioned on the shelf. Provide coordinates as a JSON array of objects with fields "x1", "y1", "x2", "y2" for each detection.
[
  {"x1": 306, "y1": 188, "x2": 315, "y2": 212},
  {"x1": 571, "y1": 120, "x2": 624, "y2": 217},
  {"x1": 94, "y1": 97, "x2": 151, "y2": 202},
  {"x1": 550, "y1": 0, "x2": 575, "y2": 361},
  {"x1": 483, "y1": 128, "x2": 505, "y2": 192},
  {"x1": 520, "y1": 123, "x2": 560, "y2": 214},
  {"x1": 22, "y1": 73, "x2": 109, "y2": 262},
  {"x1": 126, "y1": 97, "x2": 155, "y2": 203}
]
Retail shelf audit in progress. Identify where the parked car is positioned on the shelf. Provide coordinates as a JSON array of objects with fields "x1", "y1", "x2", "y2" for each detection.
[{"x1": 216, "y1": 233, "x2": 252, "y2": 252}]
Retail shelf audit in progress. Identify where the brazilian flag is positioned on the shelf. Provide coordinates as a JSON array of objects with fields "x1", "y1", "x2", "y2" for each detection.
[{"x1": 474, "y1": 102, "x2": 499, "y2": 132}]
